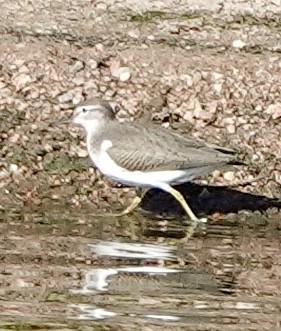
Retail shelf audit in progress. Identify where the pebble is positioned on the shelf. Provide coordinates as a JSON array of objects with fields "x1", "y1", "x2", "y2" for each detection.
[
  {"x1": 12, "y1": 73, "x2": 32, "y2": 91},
  {"x1": 212, "y1": 170, "x2": 221, "y2": 179},
  {"x1": 44, "y1": 144, "x2": 53, "y2": 153},
  {"x1": 180, "y1": 74, "x2": 193, "y2": 87},
  {"x1": 0, "y1": 169, "x2": 9, "y2": 180},
  {"x1": 72, "y1": 94, "x2": 84, "y2": 105},
  {"x1": 69, "y1": 61, "x2": 84, "y2": 73},
  {"x1": 226, "y1": 124, "x2": 236, "y2": 134},
  {"x1": 223, "y1": 171, "x2": 236, "y2": 182},
  {"x1": 128, "y1": 30, "x2": 140, "y2": 39},
  {"x1": 9, "y1": 133, "x2": 20, "y2": 143},
  {"x1": 183, "y1": 110, "x2": 194, "y2": 123},
  {"x1": 76, "y1": 148, "x2": 88, "y2": 158},
  {"x1": 232, "y1": 39, "x2": 246, "y2": 49},
  {"x1": 58, "y1": 91, "x2": 73, "y2": 104},
  {"x1": 111, "y1": 67, "x2": 131, "y2": 82},
  {"x1": 9, "y1": 164, "x2": 19, "y2": 173},
  {"x1": 88, "y1": 59, "x2": 98, "y2": 70},
  {"x1": 12, "y1": 279, "x2": 30, "y2": 288},
  {"x1": 213, "y1": 83, "x2": 222, "y2": 94},
  {"x1": 212, "y1": 72, "x2": 224, "y2": 80},
  {"x1": 192, "y1": 98, "x2": 214, "y2": 121},
  {"x1": 189, "y1": 97, "x2": 202, "y2": 115},
  {"x1": 96, "y1": 2, "x2": 107, "y2": 10},
  {"x1": 265, "y1": 103, "x2": 281, "y2": 120},
  {"x1": 73, "y1": 77, "x2": 85, "y2": 86},
  {"x1": 192, "y1": 72, "x2": 202, "y2": 85}
]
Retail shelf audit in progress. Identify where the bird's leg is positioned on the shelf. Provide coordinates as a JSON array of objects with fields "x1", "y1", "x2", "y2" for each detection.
[
  {"x1": 156, "y1": 183, "x2": 201, "y2": 240},
  {"x1": 113, "y1": 188, "x2": 148, "y2": 217}
]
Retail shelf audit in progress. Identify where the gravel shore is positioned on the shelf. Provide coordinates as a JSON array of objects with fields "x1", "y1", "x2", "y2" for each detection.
[{"x1": 0, "y1": 0, "x2": 280, "y2": 216}]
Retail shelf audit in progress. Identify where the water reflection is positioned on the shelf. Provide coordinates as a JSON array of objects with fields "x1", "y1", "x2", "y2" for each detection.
[
  {"x1": 70, "y1": 241, "x2": 185, "y2": 321},
  {"x1": 69, "y1": 305, "x2": 117, "y2": 320},
  {"x1": 1, "y1": 211, "x2": 281, "y2": 330},
  {"x1": 68, "y1": 240, "x2": 237, "y2": 324},
  {"x1": 89, "y1": 241, "x2": 175, "y2": 260},
  {"x1": 71, "y1": 268, "x2": 118, "y2": 293}
]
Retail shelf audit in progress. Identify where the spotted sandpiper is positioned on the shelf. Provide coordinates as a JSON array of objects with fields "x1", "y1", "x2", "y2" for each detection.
[{"x1": 70, "y1": 99, "x2": 243, "y2": 239}]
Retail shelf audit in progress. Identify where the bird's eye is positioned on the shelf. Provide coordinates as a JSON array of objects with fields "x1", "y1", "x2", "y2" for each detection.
[
  {"x1": 82, "y1": 108, "x2": 87, "y2": 113},
  {"x1": 114, "y1": 105, "x2": 121, "y2": 113}
]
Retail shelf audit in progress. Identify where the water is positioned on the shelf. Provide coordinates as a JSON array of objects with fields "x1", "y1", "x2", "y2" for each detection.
[{"x1": 1, "y1": 207, "x2": 281, "y2": 330}]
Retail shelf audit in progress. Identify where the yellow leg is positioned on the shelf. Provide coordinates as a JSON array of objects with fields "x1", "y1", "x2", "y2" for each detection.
[
  {"x1": 167, "y1": 186, "x2": 199, "y2": 222},
  {"x1": 95, "y1": 184, "x2": 202, "y2": 240},
  {"x1": 113, "y1": 195, "x2": 142, "y2": 216},
  {"x1": 158, "y1": 184, "x2": 200, "y2": 240},
  {"x1": 96, "y1": 189, "x2": 148, "y2": 217}
]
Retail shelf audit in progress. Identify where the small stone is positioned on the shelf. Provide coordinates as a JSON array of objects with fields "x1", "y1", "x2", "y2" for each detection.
[
  {"x1": 180, "y1": 74, "x2": 193, "y2": 87},
  {"x1": 95, "y1": 43, "x2": 104, "y2": 52},
  {"x1": 77, "y1": 148, "x2": 88, "y2": 158},
  {"x1": 226, "y1": 124, "x2": 236, "y2": 134},
  {"x1": 252, "y1": 154, "x2": 259, "y2": 162},
  {"x1": 69, "y1": 61, "x2": 84, "y2": 73},
  {"x1": 9, "y1": 164, "x2": 18, "y2": 173},
  {"x1": 191, "y1": 98, "x2": 203, "y2": 117},
  {"x1": 232, "y1": 39, "x2": 246, "y2": 49},
  {"x1": 73, "y1": 94, "x2": 84, "y2": 105},
  {"x1": 88, "y1": 59, "x2": 98, "y2": 70},
  {"x1": 223, "y1": 171, "x2": 235, "y2": 182},
  {"x1": 192, "y1": 98, "x2": 213, "y2": 121},
  {"x1": 18, "y1": 65, "x2": 30, "y2": 74},
  {"x1": 193, "y1": 72, "x2": 201, "y2": 85},
  {"x1": 207, "y1": 100, "x2": 219, "y2": 114},
  {"x1": 212, "y1": 170, "x2": 221, "y2": 178},
  {"x1": 73, "y1": 77, "x2": 85, "y2": 86},
  {"x1": 105, "y1": 89, "x2": 115, "y2": 97},
  {"x1": 0, "y1": 168, "x2": 10, "y2": 180},
  {"x1": 13, "y1": 278, "x2": 29, "y2": 288},
  {"x1": 147, "y1": 35, "x2": 155, "y2": 41},
  {"x1": 265, "y1": 103, "x2": 281, "y2": 120},
  {"x1": 96, "y1": 2, "x2": 107, "y2": 10},
  {"x1": 183, "y1": 111, "x2": 194, "y2": 123},
  {"x1": 128, "y1": 30, "x2": 140, "y2": 39},
  {"x1": 212, "y1": 72, "x2": 224, "y2": 80},
  {"x1": 223, "y1": 117, "x2": 235, "y2": 125},
  {"x1": 9, "y1": 133, "x2": 20, "y2": 143},
  {"x1": 44, "y1": 144, "x2": 53, "y2": 152},
  {"x1": 58, "y1": 91, "x2": 73, "y2": 104},
  {"x1": 0, "y1": 81, "x2": 6, "y2": 88},
  {"x1": 111, "y1": 67, "x2": 131, "y2": 82},
  {"x1": 12, "y1": 73, "x2": 32, "y2": 91},
  {"x1": 213, "y1": 83, "x2": 222, "y2": 94}
]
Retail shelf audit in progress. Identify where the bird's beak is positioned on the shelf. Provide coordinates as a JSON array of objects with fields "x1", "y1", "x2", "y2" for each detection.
[
  {"x1": 59, "y1": 119, "x2": 72, "y2": 125},
  {"x1": 50, "y1": 119, "x2": 72, "y2": 126}
]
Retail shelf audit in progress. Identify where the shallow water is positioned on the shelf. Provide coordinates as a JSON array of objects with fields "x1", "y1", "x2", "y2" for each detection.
[{"x1": 1, "y1": 208, "x2": 281, "y2": 330}]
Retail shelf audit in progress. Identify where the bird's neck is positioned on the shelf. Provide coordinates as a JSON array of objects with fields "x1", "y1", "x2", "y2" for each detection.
[
  {"x1": 83, "y1": 119, "x2": 106, "y2": 137},
  {"x1": 84, "y1": 119, "x2": 109, "y2": 156}
]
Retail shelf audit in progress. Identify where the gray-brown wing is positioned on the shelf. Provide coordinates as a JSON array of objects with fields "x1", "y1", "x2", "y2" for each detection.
[{"x1": 105, "y1": 122, "x2": 237, "y2": 172}]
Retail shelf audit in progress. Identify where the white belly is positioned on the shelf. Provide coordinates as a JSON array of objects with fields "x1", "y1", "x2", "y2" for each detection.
[{"x1": 87, "y1": 140, "x2": 191, "y2": 188}]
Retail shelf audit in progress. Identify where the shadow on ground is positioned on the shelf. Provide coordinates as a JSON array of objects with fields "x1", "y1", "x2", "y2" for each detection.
[{"x1": 140, "y1": 183, "x2": 281, "y2": 218}]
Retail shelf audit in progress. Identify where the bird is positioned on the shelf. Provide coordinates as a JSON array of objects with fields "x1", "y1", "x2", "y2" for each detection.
[{"x1": 69, "y1": 99, "x2": 243, "y2": 239}]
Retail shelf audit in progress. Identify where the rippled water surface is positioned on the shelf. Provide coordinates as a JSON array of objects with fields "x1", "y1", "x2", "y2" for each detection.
[{"x1": 1, "y1": 208, "x2": 281, "y2": 330}]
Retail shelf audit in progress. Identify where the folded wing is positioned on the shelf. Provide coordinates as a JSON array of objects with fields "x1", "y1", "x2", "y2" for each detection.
[{"x1": 105, "y1": 122, "x2": 241, "y2": 172}]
